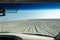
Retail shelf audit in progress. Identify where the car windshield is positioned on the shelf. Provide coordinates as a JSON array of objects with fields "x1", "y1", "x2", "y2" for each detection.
[{"x1": 0, "y1": 3, "x2": 60, "y2": 37}]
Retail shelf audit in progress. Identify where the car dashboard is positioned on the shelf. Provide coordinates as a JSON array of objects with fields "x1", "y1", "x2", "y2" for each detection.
[{"x1": 0, "y1": 33, "x2": 54, "y2": 40}]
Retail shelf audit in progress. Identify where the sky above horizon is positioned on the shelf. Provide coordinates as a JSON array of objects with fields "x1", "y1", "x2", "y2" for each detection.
[
  {"x1": 0, "y1": 9, "x2": 60, "y2": 22},
  {"x1": 0, "y1": 3, "x2": 60, "y2": 22}
]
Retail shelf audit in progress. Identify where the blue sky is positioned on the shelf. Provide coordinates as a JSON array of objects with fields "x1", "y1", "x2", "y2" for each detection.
[
  {"x1": 0, "y1": 3, "x2": 60, "y2": 22},
  {"x1": 0, "y1": 9, "x2": 60, "y2": 22}
]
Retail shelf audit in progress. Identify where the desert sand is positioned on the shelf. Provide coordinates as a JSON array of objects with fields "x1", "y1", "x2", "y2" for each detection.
[{"x1": 0, "y1": 19, "x2": 60, "y2": 37}]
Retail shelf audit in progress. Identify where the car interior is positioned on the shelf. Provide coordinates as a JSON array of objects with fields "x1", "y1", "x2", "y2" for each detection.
[{"x1": 0, "y1": 1, "x2": 60, "y2": 40}]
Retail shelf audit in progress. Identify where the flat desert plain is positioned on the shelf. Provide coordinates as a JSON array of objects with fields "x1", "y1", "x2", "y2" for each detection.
[{"x1": 0, "y1": 19, "x2": 60, "y2": 37}]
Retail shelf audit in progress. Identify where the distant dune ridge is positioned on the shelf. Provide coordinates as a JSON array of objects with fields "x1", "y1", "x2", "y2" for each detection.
[{"x1": 0, "y1": 19, "x2": 60, "y2": 37}]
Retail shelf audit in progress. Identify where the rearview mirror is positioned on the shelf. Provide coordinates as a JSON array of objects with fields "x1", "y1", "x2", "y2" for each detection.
[{"x1": 0, "y1": 7, "x2": 5, "y2": 16}]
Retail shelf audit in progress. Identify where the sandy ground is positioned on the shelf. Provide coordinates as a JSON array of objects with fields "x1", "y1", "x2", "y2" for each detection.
[{"x1": 0, "y1": 19, "x2": 60, "y2": 37}]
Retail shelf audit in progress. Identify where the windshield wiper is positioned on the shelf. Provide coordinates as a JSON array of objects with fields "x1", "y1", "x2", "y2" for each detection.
[
  {"x1": 23, "y1": 32, "x2": 60, "y2": 40},
  {"x1": 0, "y1": 32, "x2": 9, "y2": 33},
  {"x1": 23, "y1": 33, "x2": 53, "y2": 38}
]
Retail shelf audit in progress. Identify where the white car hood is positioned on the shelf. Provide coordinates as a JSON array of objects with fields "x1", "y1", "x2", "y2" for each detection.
[{"x1": 0, "y1": 33, "x2": 54, "y2": 40}]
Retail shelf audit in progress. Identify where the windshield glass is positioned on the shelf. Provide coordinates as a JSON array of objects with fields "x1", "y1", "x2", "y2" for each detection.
[{"x1": 0, "y1": 3, "x2": 60, "y2": 37}]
